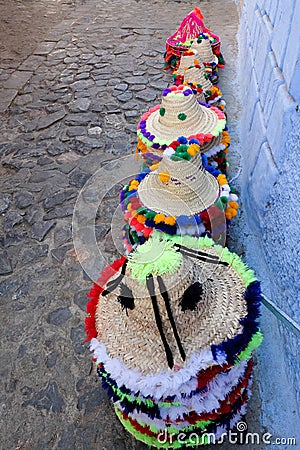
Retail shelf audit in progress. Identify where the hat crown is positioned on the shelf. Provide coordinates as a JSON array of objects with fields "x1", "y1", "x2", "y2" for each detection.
[
  {"x1": 191, "y1": 33, "x2": 214, "y2": 62},
  {"x1": 159, "y1": 86, "x2": 205, "y2": 128},
  {"x1": 177, "y1": 49, "x2": 200, "y2": 74},
  {"x1": 138, "y1": 149, "x2": 220, "y2": 216},
  {"x1": 184, "y1": 66, "x2": 213, "y2": 92}
]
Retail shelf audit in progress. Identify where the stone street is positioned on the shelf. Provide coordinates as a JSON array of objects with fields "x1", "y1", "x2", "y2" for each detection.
[{"x1": 0, "y1": 1, "x2": 262, "y2": 449}]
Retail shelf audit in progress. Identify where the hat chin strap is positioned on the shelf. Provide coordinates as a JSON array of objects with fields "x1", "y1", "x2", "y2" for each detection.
[
  {"x1": 157, "y1": 276, "x2": 186, "y2": 362},
  {"x1": 175, "y1": 243, "x2": 229, "y2": 266},
  {"x1": 146, "y1": 274, "x2": 177, "y2": 370}
]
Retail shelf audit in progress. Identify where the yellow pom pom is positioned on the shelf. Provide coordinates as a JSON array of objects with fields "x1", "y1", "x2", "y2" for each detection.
[
  {"x1": 217, "y1": 174, "x2": 228, "y2": 186},
  {"x1": 150, "y1": 162, "x2": 160, "y2": 171},
  {"x1": 187, "y1": 143, "x2": 200, "y2": 156},
  {"x1": 154, "y1": 213, "x2": 166, "y2": 224},
  {"x1": 127, "y1": 204, "x2": 132, "y2": 211},
  {"x1": 131, "y1": 180, "x2": 139, "y2": 187},
  {"x1": 164, "y1": 216, "x2": 176, "y2": 226},
  {"x1": 158, "y1": 171, "x2": 170, "y2": 183}
]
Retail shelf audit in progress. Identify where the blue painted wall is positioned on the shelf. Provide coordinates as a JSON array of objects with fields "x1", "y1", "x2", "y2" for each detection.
[{"x1": 237, "y1": 0, "x2": 300, "y2": 445}]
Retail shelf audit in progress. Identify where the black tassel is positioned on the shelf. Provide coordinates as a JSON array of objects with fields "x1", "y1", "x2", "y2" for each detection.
[
  {"x1": 180, "y1": 282, "x2": 203, "y2": 311},
  {"x1": 117, "y1": 283, "x2": 135, "y2": 314}
]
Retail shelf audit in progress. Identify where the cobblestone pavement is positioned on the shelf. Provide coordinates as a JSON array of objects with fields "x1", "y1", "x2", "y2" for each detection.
[{"x1": 0, "y1": 1, "x2": 263, "y2": 449}]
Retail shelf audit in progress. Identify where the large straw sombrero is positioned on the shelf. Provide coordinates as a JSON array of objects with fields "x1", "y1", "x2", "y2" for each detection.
[
  {"x1": 122, "y1": 140, "x2": 239, "y2": 249},
  {"x1": 137, "y1": 85, "x2": 226, "y2": 154},
  {"x1": 88, "y1": 234, "x2": 262, "y2": 377},
  {"x1": 138, "y1": 150, "x2": 219, "y2": 216}
]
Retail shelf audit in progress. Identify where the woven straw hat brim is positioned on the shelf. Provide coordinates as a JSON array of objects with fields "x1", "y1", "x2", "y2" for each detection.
[
  {"x1": 184, "y1": 67, "x2": 213, "y2": 91},
  {"x1": 137, "y1": 153, "x2": 220, "y2": 216},
  {"x1": 145, "y1": 100, "x2": 220, "y2": 145},
  {"x1": 141, "y1": 133, "x2": 223, "y2": 158},
  {"x1": 200, "y1": 132, "x2": 222, "y2": 153},
  {"x1": 95, "y1": 250, "x2": 247, "y2": 375}
]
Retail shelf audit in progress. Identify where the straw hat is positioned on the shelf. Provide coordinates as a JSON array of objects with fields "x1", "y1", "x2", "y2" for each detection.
[
  {"x1": 93, "y1": 234, "x2": 259, "y2": 376},
  {"x1": 138, "y1": 150, "x2": 220, "y2": 216},
  {"x1": 191, "y1": 33, "x2": 219, "y2": 65},
  {"x1": 183, "y1": 65, "x2": 213, "y2": 92},
  {"x1": 177, "y1": 49, "x2": 200, "y2": 75},
  {"x1": 137, "y1": 85, "x2": 226, "y2": 153}
]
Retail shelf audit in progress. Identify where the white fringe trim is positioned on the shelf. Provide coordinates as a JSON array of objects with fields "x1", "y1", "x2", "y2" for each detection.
[
  {"x1": 90, "y1": 338, "x2": 227, "y2": 400},
  {"x1": 205, "y1": 142, "x2": 226, "y2": 157},
  {"x1": 159, "y1": 360, "x2": 248, "y2": 419}
]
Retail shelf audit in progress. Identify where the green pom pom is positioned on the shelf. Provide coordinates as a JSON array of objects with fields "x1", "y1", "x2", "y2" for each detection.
[
  {"x1": 177, "y1": 112, "x2": 187, "y2": 121},
  {"x1": 170, "y1": 154, "x2": 184, "y2": 161},
  {"x1": 137, "y1": 207, "x2": 148, "y2": 215},
  {"x1": 145, "y1": 210, "x2": 156, "y2": 220},
  {"x1": 127, "y1": 235, "x2": 182, "y2": 283},
  {"x1": 159, "y1": 107, "x2": 165, "y2": 116},
  {"x1": 181, "y1": 152, "x2": 191, "y2": 160},
  {"x1": 176, "y1": 144, "x2": 188, "y2": 152}
]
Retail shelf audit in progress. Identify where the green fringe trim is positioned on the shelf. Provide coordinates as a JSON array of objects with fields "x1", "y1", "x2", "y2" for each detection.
[
  {"x1": 115, "y1": 406, "x2": 211, "y2": 448},
  {"x1": 156, "y1": 233, "x2": 257, "y2": 287},
  {"x1": 100, "y1": 368, "x2": 181, "y2": 408},
  {"x1": 235, "y1": 331, "x2": 263, "y2": 364},
  {"x1": 127, "y1": 235, "x2": 182, "y2": 283}
]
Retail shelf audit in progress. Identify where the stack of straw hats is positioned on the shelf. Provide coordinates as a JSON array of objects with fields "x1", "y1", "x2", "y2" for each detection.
[
  {"x1": 85, "y1": 235, "x2": 263, "y2": 448},
  {"x1": 85, "y1": 7, "x2": 263, "y2": 449},
  {"x1": 164, "y1": 7, "x2": 225, "y2": 71},
  {"x1": 121, "y1": 140, "x2": 238, "y2": 252},
  {"x1": 136, "y1": 85, "x2": 228, "y2": 169}
]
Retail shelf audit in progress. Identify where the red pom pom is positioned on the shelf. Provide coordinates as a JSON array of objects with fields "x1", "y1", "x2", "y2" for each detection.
[
  {"x1": 143, "y1": 227, "x2": 153, "y2": 238},
  {"x1": 169, "y1": 141, "x2": 180, "y2": 149}
]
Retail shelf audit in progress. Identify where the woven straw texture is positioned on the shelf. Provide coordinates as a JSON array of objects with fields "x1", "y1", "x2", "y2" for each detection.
[
  {"x1": 177, "y1": 51, "x2": 200, "y2": 75},
  {"x1": 145, "y1": 93, "x2": 220, "y2": 145},
  {"x1": 137, "y1": 151, "x2": 220, "y2": 216},
  {"x1": 200, "y1": 133, "x2": 222, "y2": 153},
  {"x1": 191, "y1": 39, "x2": 218, "y2": 64},
  {"x1": 184, "y1": 66, "x2": 213, "y2": 92},
  {"x1": 95, "y1": 250, "x2": 247, "y2": 375}
]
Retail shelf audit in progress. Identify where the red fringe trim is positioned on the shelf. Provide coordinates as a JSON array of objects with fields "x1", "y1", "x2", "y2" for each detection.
[
  {"x1": 197, "y1": 361, "x2": 232, "y2": 389},
  {"x1": 84, "y1": 256, "x2": 127, "y2": 341}
]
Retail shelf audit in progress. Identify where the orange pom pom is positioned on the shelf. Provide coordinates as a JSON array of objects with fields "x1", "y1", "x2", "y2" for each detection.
[
  {"x1": 136, "y1": 215, "x2": 146, "y2": 224},
  {"x1": 225, "y1": 208, "x2": 237, "y2": 219},
  {"x1": 154, "y1": 213, "x2": 166, "y2": 224},
  {"x1": 229, "y1": 201, "x2": 239, "y2": 210},
  {"x1": 164, "y1": 216, "x2": 176, "y2": 226}
]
